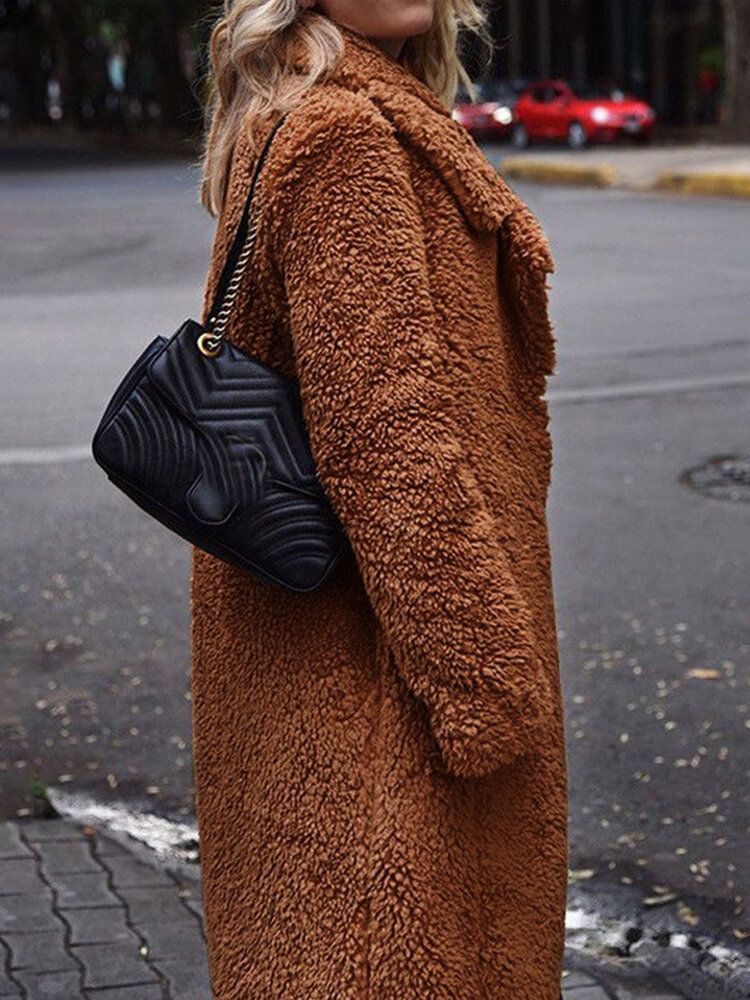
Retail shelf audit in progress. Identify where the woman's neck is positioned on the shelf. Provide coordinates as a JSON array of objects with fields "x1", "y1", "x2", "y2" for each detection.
[{"x1": 366, "y1": 35, "x2": 406, "y2": 60}]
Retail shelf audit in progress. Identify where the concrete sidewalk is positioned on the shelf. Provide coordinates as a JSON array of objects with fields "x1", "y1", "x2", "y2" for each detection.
[
  {"x1": 0, "y1": 819, "x2": 693, "y2": 1000},
  {"x1": 499, "y1": 143, "x2": 750, "y2": 197}
]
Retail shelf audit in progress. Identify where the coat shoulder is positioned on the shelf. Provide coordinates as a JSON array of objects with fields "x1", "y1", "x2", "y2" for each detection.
[
  {"x1": 295, "y1": 83, "x2": 395, "y2": 141},
  {"x1": 249, "y1": 85, "x2": 406, "y2": 198},
  {"x1": 285, "y1": 84, "x2": 395, "y2": 143}
]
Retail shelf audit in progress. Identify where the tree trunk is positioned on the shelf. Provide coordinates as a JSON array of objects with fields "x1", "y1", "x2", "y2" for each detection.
[
  {"x1": 506, "y1": 0, "x2": 522, "y2": 80},
  {"x1": 649, "y1": 0, "x2": 669, "y2": 123},
  {"x1": 154, "y1": 3, "x2": 196, "y2": 129},
  {"x1": 43, "y1": 0, "x2": 88, "y2": 125},
  {"x1": 569, "y1": 0, "x2": 586, "y2": 92},
  {"x1": 721, "y1": 0, "x2": 750, "y2": 136},
  {"x1": 610, "y1": 0, "x2": 626, "y2": 85},
  {"x1": 536, "y1": 0, "x2": 551, "y2": 78}
]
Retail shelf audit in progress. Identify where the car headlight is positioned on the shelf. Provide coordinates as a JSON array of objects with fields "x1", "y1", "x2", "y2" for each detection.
[
  {"x1": 492, "y1": 106, "x2": 513, "y2": 125},
  {"x1": 451, "y1": 108, "x2": 462, "y2": 121},
  {"x1": 591, "y1": 106, "x2": 612, "y2": 124}
]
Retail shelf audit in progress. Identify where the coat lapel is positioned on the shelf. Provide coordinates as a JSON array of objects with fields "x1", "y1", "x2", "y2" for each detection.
[
  {"x1": 329, "y1": 27, "x2": 518, "y2": 232},
  {"x1": 293, "y1": 25, "x2": 558, "y2": 377}
]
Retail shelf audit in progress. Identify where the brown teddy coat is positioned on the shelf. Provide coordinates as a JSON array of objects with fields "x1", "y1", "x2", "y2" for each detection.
[{"x1": 191, "y1": 25, "x2": 568, "y2": 1000}]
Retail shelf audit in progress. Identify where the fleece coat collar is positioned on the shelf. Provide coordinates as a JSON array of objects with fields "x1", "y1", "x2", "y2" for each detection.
[
  {"x1": 320, "y1": 26, "x2": 523, "y2": 234},
  {"x1": 286, "y1": 24, "x2": 558, "y2": 377}
]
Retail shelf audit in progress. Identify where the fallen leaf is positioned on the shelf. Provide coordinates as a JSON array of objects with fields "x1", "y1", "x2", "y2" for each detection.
[
  {"x1": 568, "y1": 868, "x2": 596, "y2": 882},
  {"x1": 677, "y1": 901, "x2": 700, "y2": 926},
  {"x1": 643, "y1": 892, "x2": 677, "y2": 907}
]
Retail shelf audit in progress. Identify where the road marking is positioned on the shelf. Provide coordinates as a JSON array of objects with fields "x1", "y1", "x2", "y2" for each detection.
[
  {"x1": 548, "y1": 371, "x2": 750, "y2": 405},
  {"x1": 0, "y1": 444, "x2": 92, "y2": 466},
  {"x1": 1, "y1": 373, "x2": 748, "y2": 468}
]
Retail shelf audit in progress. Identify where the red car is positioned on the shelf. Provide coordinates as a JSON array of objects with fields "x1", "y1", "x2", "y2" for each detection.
[
  {"x1": 452, "y1": 80, "x2": 516, "y2": 140},
  {"x1": 513, "y1": 80, "x2": 656, "y2": 149}
]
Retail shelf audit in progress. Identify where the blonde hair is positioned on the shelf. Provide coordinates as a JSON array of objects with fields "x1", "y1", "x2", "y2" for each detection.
[{"x1": 201, "y1": 0, "x2": 490, "y2": 216}]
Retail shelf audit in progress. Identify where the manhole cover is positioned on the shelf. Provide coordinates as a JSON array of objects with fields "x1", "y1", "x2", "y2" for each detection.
[{"x1": 681, "y1": 454, "x2": 750, "y2": 503}]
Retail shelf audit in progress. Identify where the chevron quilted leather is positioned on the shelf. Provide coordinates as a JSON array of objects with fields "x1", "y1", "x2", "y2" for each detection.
[{"x1": 92, "y1": 318, "x2": 348, "y2": 592}]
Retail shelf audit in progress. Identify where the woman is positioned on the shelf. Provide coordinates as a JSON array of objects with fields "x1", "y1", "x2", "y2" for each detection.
[{"x1": 193, "y1": 1, "x2": 568, "y2": 997}]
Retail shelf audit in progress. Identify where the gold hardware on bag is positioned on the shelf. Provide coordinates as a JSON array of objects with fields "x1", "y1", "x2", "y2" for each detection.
[{"x1": 197, "y1": 332, "x2": 223, "y2": 358}]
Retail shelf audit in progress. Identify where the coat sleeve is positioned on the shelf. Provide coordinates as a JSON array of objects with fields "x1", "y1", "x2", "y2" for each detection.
[{"x1": 265, "y1": 94, "x2": 556, "y2": 778}]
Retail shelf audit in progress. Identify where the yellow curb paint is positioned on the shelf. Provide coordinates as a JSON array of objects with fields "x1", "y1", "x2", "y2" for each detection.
[
  {"x1": 653, "y1": 172, "x2": 750, "y2": 198},
  {"x1": 501, "y1": 158, "x2": 618, "y2": 188}
]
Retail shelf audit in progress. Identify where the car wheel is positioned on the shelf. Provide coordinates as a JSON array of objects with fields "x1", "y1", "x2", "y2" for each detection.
[
  {"x1": 567, "y1": 120, "x2": 588, "y2": 149},
  {"x1": 511, "y1": 123, "x2": 529, "y2": 150}
]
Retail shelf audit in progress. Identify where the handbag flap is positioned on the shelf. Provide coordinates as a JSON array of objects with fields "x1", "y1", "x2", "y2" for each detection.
[{"x1": 146, "y1": 319, "x2": 322, "y2": 493}]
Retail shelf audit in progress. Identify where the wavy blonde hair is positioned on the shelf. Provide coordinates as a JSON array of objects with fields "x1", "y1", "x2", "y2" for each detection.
[{"x1": 201, "y1": 0, "x2": 490, "y2": 215}]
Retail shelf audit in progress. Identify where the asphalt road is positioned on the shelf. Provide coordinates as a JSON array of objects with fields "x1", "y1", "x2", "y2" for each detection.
[{"x1": 1, "y1": 148, "x2": 748, "y2": 950}]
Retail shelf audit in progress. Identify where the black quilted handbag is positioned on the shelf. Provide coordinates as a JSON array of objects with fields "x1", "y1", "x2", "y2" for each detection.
[{"x1": 92, "y1": 114, "x2": 348, "y2": 592}]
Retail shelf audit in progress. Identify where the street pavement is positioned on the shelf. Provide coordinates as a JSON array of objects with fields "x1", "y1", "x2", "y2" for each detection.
[
  {"x1": 0, "y1": 819, "x2": 688, "y2": 999},
  {"x1": 1, "y1": 148, "x2": 749, "y2": 996}
]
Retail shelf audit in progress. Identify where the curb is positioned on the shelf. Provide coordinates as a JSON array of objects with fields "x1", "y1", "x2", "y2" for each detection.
[
  {"x1": 501, "y1": 157, "x2": 618, "y2": 188},
  {"x1": 653, "y1": 171, "x2": 750, "y2": 198},
  {"x1": 566, "y1": 884, "x2": 750, "y2": 1000},
  {"x1": 48, "y1": 794, "x2": 750, "y2": 1000},
  {"x1": 500, "y1": 157, "x2": 750, "y2": 199}
]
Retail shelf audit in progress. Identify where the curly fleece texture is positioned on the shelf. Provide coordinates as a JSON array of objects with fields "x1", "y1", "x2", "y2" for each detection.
[{"x1": 191, "y1": 25, "x2": 568, "y2": 1000}]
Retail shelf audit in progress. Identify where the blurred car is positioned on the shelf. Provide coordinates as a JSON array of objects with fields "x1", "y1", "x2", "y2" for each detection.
[
  {"x1": 512, "y1": 80, "x2": 656, "y2": 149},
  {"x1": 452, "y1": 80, "x2": 517, "y2": 140}
]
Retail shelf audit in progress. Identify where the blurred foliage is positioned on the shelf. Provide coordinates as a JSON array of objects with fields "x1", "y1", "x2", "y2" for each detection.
[
  {"x1": 0, "y1": 0, "x2": 747, "y2": 134},
  {"x1": 0, "y1": 0, "x2": 218, "y2": 131},
  {"x1": 698, "y1": 45, "x2": 723, "y2": 73}
]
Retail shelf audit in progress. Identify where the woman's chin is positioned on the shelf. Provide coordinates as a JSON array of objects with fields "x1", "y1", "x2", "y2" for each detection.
[
  {"x1": 398, "y1": 10, "x2": 435, "y2": 37},
  {"x1": 371, "y1": 2, "x2": 434, "y2": 40}
]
